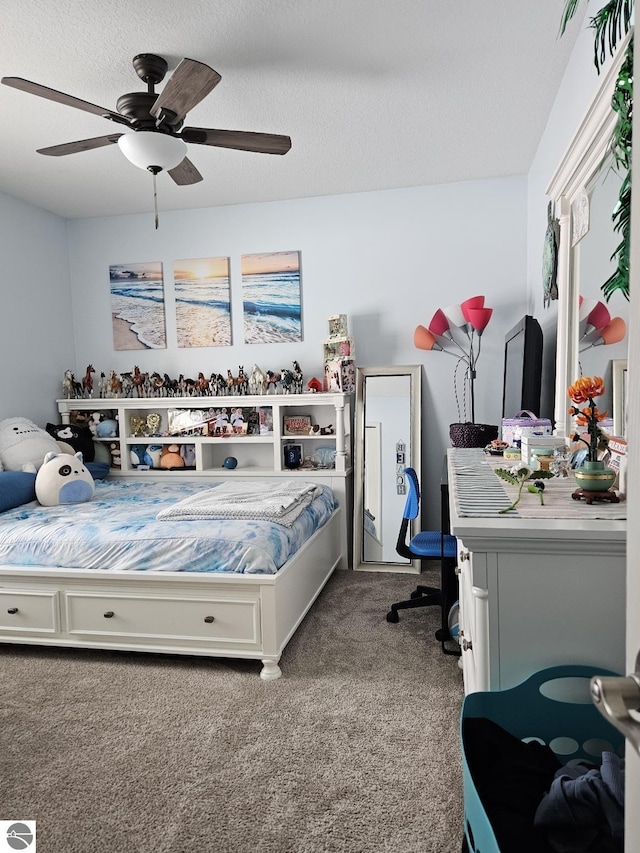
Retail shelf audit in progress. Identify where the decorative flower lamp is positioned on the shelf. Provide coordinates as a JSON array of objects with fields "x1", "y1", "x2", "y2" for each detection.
[
  {"x1": 577, "y1": 296, "x2": 626, "y2": 351},
  {"x1": 415, "y1": 295, "x2": 493, "y2": 425},
  {"x1": 580, "y1": 316, "x2": 627, "y2": 350}
]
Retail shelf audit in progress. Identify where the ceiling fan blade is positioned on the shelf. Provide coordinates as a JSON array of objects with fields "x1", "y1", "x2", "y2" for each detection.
[
  {"x1": 1, "y1": 77, "x2": 127, "y2": 124},
  {"x1": 168, "y1": 157, "x2": 203, "y2": 185},
  {"x1": 150, "y1": 59, "x2": 221, "y2": 123},
  {"x1": 181, "y1": 127, "x2": 292, "y2": 155},
  {"x1": 37, "y1": 134, "x2": 123, "y2": 156}
]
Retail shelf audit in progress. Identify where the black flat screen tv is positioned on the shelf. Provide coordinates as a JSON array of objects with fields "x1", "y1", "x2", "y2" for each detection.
[{"x1": 502, "y1": 315, "x2": 543, "y2": 418}]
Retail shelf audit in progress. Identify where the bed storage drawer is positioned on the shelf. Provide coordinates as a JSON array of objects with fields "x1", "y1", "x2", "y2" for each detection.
[
  {"x1": 64, "y1": 592, "x2": 261, "y2": 647},
  {"x1": 0, "y1": 590, "x2": 59, "y2": 634}
]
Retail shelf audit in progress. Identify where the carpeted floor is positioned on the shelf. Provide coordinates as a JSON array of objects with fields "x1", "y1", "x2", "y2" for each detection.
[{"x1": 0, "y1": 569, "x2": 465, "y2": 853}]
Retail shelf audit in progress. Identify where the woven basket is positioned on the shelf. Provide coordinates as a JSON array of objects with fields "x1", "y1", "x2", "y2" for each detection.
[{"x1": 449, "y1": 422, "x2": 498, "y2": 448}]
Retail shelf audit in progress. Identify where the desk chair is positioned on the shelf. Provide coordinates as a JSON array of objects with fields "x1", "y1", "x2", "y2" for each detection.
[{"x1": 386, "y1": 467, "x2": 460, "y2": 655}]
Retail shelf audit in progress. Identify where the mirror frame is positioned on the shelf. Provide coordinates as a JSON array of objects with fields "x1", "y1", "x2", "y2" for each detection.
[
  {"x1": 353, "y1": 365, "x2": 422, "y2": 574},
  {"x1": 546, "y1": 33, "x2": 629, "y2": 438},
  {"x1": 612, "y1": 358, "x2": 628, "y2": 437}
]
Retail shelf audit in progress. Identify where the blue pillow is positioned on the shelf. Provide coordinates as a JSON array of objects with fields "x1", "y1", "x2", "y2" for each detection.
[
  {"x1": 86, "y1": 462, "x2": 110, "y2": 480},
  {"x1": 0, "y1": 471, "x2": 37, "y2": 513}
]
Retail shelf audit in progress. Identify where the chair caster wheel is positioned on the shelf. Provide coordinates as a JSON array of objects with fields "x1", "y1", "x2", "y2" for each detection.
[
  {"x1": 410, "y1": 590, "x2": 422, "y2": 599},
  {"x1": 435, "y1": 628, "x2": 449, "y2": 641},
  {"x1": 386, "y1": 611, "x2": 399, "y2": 623}
]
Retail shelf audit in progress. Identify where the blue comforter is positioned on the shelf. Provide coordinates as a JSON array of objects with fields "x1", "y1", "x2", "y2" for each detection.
[{"x1": 0, "y1": 479, "x2": 338, "y2": 574}]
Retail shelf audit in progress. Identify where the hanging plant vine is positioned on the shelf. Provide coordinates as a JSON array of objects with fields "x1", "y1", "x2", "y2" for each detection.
[{"x1": 560, "y1": 0, "x2": 634, "y2": 300}]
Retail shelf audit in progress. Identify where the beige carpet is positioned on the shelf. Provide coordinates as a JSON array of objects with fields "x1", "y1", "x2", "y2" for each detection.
[{"x1": 0, "y1": 569, "x2": 465, "y2": 853}]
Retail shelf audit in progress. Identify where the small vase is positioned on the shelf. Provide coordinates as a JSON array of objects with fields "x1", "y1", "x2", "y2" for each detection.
[{"x1": 573, "y1": 459, "x2": 617, "y2": 492}]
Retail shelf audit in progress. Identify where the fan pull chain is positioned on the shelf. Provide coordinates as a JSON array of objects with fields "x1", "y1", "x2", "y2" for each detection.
[{"x1": 153, "y1": 171, "x2": 159, "y2": 229}]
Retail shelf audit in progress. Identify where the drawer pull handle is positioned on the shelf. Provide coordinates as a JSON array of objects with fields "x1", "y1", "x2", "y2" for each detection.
[
  {"x1": 461, "y1": 638, "x2": 473, "y2": 652},
  {"x1": 7, "y1": 607, "x2": 18, "y2": 614},
  {"x1": 204, "y1": 615, "x2": 215, "y2": 623},
  {"x1": 459, "y1": 550, "x2": 469, "y2": 562},
  {"x1": 103, "y1": 611, "x2": 115, "y2": 618}
]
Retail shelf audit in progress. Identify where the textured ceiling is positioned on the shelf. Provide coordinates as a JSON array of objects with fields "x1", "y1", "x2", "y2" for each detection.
[{"x1": 1, "y1": 0, "x2": 583, "y2": 219}]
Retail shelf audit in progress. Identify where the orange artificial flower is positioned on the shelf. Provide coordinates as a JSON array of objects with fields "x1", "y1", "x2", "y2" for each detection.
[
  {"x1": 575, "y1": 406, "x2": 608, "y2": 426},
  {"x1": 567, "y1": 376, "x2": 605, "y2": 404}
]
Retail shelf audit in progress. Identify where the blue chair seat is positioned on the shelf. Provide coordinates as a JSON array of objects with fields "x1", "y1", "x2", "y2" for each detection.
[{"x1": 410, "y1": 530, "x2": 458, "y2": 559}]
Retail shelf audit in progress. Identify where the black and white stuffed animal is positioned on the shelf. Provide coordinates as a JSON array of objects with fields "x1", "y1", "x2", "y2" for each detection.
[{"x1": 46, "y1": 423, "x2": 95, "y2": 462}]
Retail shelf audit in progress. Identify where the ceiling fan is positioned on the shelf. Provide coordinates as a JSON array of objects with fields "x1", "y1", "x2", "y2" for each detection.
[{"x1": 1, "y1": 53, "x2": 292, "y2": 187}]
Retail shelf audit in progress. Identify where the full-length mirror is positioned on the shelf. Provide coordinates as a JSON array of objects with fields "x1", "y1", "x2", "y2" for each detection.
[
  {"x1": 353, "y1": 365, "x2": 421, "y2": 573},
  {"x1": 547, "y1": 32, "x2": 630, "y2": 438}
]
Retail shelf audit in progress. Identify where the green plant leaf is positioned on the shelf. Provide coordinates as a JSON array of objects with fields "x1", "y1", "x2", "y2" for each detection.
[
  {"x1": 560, "y1": 0, "x2": 583, "y2": 35},
  {"x1": 494, "y1": 468, "x2": 520, "y2": 486},
  {"x1": 560, "y1": 2, "x2": 633, "y2": 301}
]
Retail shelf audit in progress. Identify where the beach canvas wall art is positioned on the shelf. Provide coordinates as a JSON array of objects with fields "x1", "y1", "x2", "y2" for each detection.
[
  {"x1": 174, "y1": 257, "x2": 232, "y2": 348},
  {"x1": 109, "y1": 262, "x2": 167, "y2": 350},
  {"x1": 241, "y1": 251, "x2": 302, "y2": 343}
]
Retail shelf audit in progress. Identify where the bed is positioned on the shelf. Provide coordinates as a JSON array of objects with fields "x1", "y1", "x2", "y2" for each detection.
[{"x1": 0, "y1": 478, "x2": 342, "y2": 679}]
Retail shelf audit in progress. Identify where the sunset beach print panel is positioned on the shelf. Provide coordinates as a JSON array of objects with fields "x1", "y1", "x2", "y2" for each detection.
[
  {"x1": 109, "y1": 262, "x2": 167, "y2": 350},
  {"x1": 174, "y1": 257, "x2": 232, "y2": 347},
  {"x1": 242, "y1": 251, "x2": 302, "y2": 343}
]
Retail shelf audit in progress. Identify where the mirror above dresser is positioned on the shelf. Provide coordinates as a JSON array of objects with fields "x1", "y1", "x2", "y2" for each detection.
[{"x1": 546, "y1": 32, "x2": 630, "y2": 439}]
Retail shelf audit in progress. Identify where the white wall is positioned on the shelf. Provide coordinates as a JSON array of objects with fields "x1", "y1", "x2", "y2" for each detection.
[
  {"x1": 0, "y1": 192, "x2": 75, "y2": 425},
  {"x1": 527, "y1": 1, "x2": 605, "y2": 317},
  {"x1": 66, "y1": 175, "x2": 527, "y2": 525}
]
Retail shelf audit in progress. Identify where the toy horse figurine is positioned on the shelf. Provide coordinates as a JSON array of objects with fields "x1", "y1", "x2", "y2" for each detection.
[
  {"x1": 63, "y1": 369, "x2": 82, "y2": 399},
  {"x1": 292, "y1": 360, "x2": 304, "y2": 394},
  {"x1": 236, "y1": 366, "x2": 248, "y2": 395},
  {"x1": 150, "y1": 372, "x2": 166, "y2": 397},
  {"x1": 226, "y1": 367, "x2": 248, "y2": 395},
  {"x1": 108, "y1": 370, "x2": 123, "y2": 398},
  {"x1": 209, "y1": 373, "x2": 226, "y2": 396},
  {"x1": 132, "y1": 365, "x2": 148, "y2": 398},
  {"x1": 98, "y1": 372, "x2": 109, "y2": 398},
  {"x1": 195, "y1": 372, "x2": 210, "y2": 396},
  {"x1": 82, "y1": 364, "x2": 95, "y2": 398},
  {"x1": 249, "y1": 364, "x2": 267, "y2": 395},
  {"x1": 265, "y1": 370, "x2": 281, "y2": 393},
  {"x1": 280, "y1": 368, "x2": 296, "y2": 394}
]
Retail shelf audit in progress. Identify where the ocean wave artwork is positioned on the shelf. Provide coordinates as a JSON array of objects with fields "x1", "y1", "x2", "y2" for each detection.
[
  {"x1": 241, "y1": 251, "x2": 302, "y2": 344},
  {"x1": 109, "y1": 261, "x2": 167, "y2": 350},
  {"x1": 174, "y1": 257, "x2": 232, "y2": 348}
]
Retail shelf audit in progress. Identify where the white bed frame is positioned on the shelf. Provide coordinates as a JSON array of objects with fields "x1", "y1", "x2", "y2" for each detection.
[{"x1": 0, "y1": 508, "x2": 341, "y2": 680}]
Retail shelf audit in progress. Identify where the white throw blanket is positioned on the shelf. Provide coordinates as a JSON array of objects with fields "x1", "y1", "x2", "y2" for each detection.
[{"x1": 156, "y1": 479, "x2": 322, "y2": 527}]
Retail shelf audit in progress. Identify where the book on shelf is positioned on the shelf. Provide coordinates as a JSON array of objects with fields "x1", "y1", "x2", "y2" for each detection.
[{"x1": 283, "y1": 414, "x2": 312, "y2": 436}]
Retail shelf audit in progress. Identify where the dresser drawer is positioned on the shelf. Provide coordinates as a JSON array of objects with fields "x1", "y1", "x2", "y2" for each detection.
[
  {"x1": 64, "y1": 592, "x2": 261, "y2": 647},
  {"x1": 0, "y1": 589, "x2": 59, "y2": 633}
]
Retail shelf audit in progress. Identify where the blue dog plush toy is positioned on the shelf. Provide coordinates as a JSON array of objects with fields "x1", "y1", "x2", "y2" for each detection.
[{"x1": 35, "y1": 451, "x2": 95, "y2": 507}]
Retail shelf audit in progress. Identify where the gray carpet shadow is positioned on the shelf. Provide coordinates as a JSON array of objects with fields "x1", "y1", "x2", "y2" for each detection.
[{"x1": 0, "y1": 568, "x2": 464, "y2": 853}]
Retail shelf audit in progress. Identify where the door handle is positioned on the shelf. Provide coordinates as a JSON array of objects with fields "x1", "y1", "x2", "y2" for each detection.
[{"x1": 591, "y1": 670, "x2": 640, "y2": 756}]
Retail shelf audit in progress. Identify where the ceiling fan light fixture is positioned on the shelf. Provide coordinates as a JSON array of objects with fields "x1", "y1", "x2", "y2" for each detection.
[{"x1": 118, "y1": 131, "x2": 187, "y2": 172}]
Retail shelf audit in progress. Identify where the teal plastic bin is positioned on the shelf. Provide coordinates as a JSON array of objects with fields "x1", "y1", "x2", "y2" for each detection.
[{"x1": 460, "y1": 665, "x2": 624, "y2": 853}]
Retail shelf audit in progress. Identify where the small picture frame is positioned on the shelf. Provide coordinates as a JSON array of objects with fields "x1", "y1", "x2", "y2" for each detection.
[
  {"x1": 327, "y1": 314, "x2": 348, "y2": 337},
  {"x1": 283, "y1": 414, "x2": 312, "y2": 435}
]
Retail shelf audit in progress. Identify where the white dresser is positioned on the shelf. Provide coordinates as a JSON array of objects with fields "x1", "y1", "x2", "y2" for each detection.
[{"x1": 447, "y1": 449, "x2": 626, "y2": 694}]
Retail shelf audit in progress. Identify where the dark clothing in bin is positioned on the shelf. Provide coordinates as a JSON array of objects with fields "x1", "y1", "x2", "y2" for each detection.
[
  {"x1": 534, "y1": 751, "x2": 624, "y2": 852},
  {"x1": 462, "y1": 717, "x2": 561, "y2": 852},
  {"x1": 464, "y1": 717, "x2": 625, "y2": 853}
]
